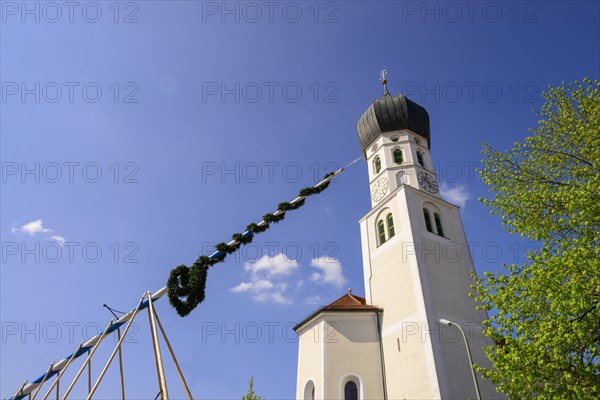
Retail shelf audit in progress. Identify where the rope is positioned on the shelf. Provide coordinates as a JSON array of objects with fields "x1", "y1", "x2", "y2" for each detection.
[{"x1": 8, "y1": 156, "x2": 362, "y2": 400}]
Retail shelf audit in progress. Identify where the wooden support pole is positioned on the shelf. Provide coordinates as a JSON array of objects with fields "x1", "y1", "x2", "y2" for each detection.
[
  {"x1": 86, "y1": 292, "x2": 146, "y2": 400},
  {"x1": 87, "y1": 350, "x2": 91, "y2": 396},
  {"x1": 61, "y1": 321, "x2": 113, "y2": 400},
  {"x1": 12, "y1": 381, "x2": 28, "y2": 400},
  {"x1": 42, "y1": 342, "x2": 83, "y2": 400},
  {"x1": 147, "y1": 291, "x2": 169, "y2": 400},
  {"x1": 31, "y1": 362, "x2": 54, "y2": 400},
  {"x1": 117, "y1": 327, "x2": 126, "y2": 400},
  {"x1": 153, "y1": 307, "x2": 193, "y2": 400}
]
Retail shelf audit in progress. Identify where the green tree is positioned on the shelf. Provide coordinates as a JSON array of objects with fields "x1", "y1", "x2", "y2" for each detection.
[
  {"x1": 474, "y1": 78, "x2": 600, "y2": 399},
  {"x1": 242, "y1": 376, "x2": 264, "y2": 400}
]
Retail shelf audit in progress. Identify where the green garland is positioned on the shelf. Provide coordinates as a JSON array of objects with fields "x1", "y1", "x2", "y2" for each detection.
[{"x1": 167, "y1": 172, "x2": 335, "y2": 317}]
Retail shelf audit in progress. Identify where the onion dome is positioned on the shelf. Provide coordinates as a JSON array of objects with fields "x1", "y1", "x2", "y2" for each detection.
[{"x1": 357, "y1": 72, "x2": 430, "y2": 156}]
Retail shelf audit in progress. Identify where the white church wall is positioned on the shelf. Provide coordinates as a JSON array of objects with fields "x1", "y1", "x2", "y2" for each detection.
[
  {"x1": 406, "y1": 188, "x2": 499, "y2": 399},
  {"x1": 295, "y1": 312, "x2": 384, "y2": 400},
  {"x1": 295, "y1": 319, "x2": 324, "y2": 400},
  {"x1": 322, "y1": 313, "x2": 384, "y2": 399},
  {"x1": 359, "y1": 188, "x2": 442, "y2": 399}
]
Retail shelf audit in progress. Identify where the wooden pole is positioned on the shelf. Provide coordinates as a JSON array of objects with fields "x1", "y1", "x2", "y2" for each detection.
[
  {"x1": 42, "y1": 342, "x2": 83, "y2": 400},
  {"x1": 153, "y1": 307, "x2": 193, "y2": 400},
  {"x1": 86, "y1": 292, "x2": 146, "y2": 400},
  {"x1": 60, "y1": 321, "x2": 113, "y2": 400},
  {"x1": 31, "y1": 362, "x2": 54, "y2": 400},
  {"x1": 12, "y1": 381, "x2": 28, "y2": 400},
  {"x1": 117, "y1": 327, "x2": 126, "y2": 400},
  {"x1": 87, "y1": 350, "x2": 91, "y2": 396},
  {"x1": 147, "y1": 292, "x2": 169, "y2": 400}
]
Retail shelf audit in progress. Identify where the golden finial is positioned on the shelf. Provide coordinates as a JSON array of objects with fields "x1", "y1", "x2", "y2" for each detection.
[{"x1": 380, "y1": 69, "x2": 391, "y2": 96}]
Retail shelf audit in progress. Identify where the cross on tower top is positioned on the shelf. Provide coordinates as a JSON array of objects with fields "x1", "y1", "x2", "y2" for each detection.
[{"x1": 380, "y1": 68, "x2": 391, "y2": 96}]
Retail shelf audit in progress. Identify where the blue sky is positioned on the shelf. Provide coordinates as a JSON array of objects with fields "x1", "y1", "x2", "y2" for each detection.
[{"x1": 1, "y1": 1, "x2": 598, "y2": 398}]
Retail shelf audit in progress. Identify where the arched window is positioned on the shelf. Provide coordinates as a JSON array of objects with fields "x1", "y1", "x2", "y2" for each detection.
[
  {"x1": 304, "y1": 380, "x2": 315, "y2": 400},
  {"x1": 373, "y1": 156, "x2": 382, "y2": 174},
  {"x1": 377, "y1": 219, "x2": 386, "y2": 245},
  {"x1": 434, "y1": 212, "x2": 445, "y2": 237},
  {"x1": 393, "y1": 148, "x2": 403, "y2": 164},
  {"x1": 423, "y1": 208, "x2": 433, "y2": 233},
  {"x1": 386, "y1": 213, "x2": 395, "y2": 238},
  {"x1": 344, "y1": 381, "x2": 358, "y2": 400},
  {"x1": 416, "y1": 151, "x2": 425, "y2": 167}
]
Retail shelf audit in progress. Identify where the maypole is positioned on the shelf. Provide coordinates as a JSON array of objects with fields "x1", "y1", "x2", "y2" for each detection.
[{"x1": 8, "y1": 157, "x2": 361, "y2": 400}]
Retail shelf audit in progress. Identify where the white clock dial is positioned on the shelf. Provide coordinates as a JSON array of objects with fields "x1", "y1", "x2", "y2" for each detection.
[{"x1": 371, "y1": 177, "x2": 389, "y2": 202}]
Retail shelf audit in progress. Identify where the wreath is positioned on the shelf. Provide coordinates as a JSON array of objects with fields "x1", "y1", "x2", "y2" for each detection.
[{"x1": 167, "y1": 172, "x2": 335, "y2": 316}]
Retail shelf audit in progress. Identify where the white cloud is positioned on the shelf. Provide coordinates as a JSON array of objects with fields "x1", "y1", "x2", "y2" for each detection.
[
  {"x1": 253, "y1": 289, "x2": 291, "y2": 305},
  {"x1": 49, "y1": 235, "x2": 66, "y2": 246},
  {"x1": 229, "y1": 256, "x2": 294, "y2": 305},
  {"x1": 12, "y1": 219, "x2": 67, "y2": 245},
  {"x1": 229, "y1": 279, "x2": 274, "y2": 293},
  {"x1": 310, "y1": 257, "x2": 348, "y2": 289},
  {"x1": 440, "y1": 183, "x2": 471, "y2": 208},
  {"x1": 229, "y1": 280, "x2": 291, "y2": 305},
  {"x1": 12, "y1": 219, "x2": 52, "y2": 236},
  {"x1": 244, "y1": 253, "x2": 298, "y2": 278},
  {"x1": 304, "y1": 295, "x2": 322, "y2": 306}
]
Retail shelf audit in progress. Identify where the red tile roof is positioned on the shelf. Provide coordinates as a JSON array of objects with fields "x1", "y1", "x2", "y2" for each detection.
[
  {"x1": 294, "y1": 293, "x2": 381, "y2": 332},
  {"x1": 322, "y1": 293, "x2": 379, "y2": 310}
]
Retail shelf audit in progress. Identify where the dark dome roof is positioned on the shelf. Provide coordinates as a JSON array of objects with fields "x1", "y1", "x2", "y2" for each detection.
[{"x1": 356, "y1": 94, "x2": 430, "y2": 155}]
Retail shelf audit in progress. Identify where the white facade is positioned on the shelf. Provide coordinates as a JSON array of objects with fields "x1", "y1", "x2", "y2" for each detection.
[
  {"x1": 360, "y1": 130, "x2": 497, "y2": 399},
  {"x1": 295, "y1": 101, "x2": 499, "y2": 399},
  {"x1": 295, "y1": 310, "x2": 385, "y2": 400}
]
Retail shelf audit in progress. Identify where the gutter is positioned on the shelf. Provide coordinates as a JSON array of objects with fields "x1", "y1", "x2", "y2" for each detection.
[{"x1": 376, "y1": 310, "x2": 388, "y2": 400}]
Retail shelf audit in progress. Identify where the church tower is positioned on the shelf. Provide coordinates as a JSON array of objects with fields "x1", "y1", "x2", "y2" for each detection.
[
  {"x1": 294, "y1": 77, "x2": 499, "y2": 399},
  {"x1": 357, "y1": 79, "x2": 496, "y2": 399}
]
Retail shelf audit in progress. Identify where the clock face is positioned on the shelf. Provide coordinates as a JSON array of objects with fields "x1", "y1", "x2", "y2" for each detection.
[
  {"x1": 371, "y1": 178, "x2": 389, "y2": 202},
  {"x1": 417, "y1": 172, "x2": 439, "y2": 194}
]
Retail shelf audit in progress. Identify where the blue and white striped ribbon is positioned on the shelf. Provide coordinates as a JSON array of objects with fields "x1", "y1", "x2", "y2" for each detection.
[{"x1": 10, "y1": 287, "x2": 167, "y2": 400}]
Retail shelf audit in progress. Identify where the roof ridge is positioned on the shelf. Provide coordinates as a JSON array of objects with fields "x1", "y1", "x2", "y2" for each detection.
[
  {"x1": 347, "y1": 293, "x2": 366, "y2": 304},
  {"x1": 293, "y1": 292, "x2": 381, "y2": 332}
]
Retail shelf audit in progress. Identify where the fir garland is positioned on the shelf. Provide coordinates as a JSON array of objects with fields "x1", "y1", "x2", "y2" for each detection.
[{"x1": 167, "y1": 172, "x2": 336, "y2": 317}]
